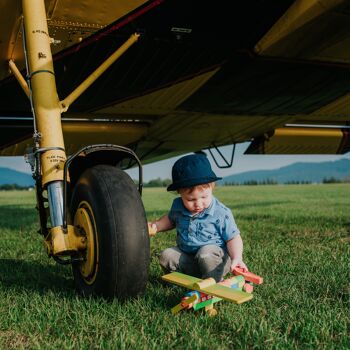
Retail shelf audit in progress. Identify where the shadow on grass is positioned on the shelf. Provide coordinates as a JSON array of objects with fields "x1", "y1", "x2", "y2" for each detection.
[
  {"x1": 0, "y1": 258, "x2": 176, "y2": 307},
  {"x1": 145, "y1": 271, "x2": 184, "y2": 309},
  {"x1": 343, "y1": 221, "x2": 350, "y2": 233},
  {"x1": 0, "y1": 258, "x2": 74, "y2": 295},
  {"x1": 0, "y1": 205, "x2": 37, "y2": 230}
]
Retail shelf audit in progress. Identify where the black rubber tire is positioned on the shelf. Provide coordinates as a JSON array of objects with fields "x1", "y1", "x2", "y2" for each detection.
[{"x1": 70, "y1": 164, "x2": 150, "y2": 299}]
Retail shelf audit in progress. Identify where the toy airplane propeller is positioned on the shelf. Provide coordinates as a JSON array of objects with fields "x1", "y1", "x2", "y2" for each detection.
[{"x1": 162, "y1": 268, "x2": 263, "y2": 316}]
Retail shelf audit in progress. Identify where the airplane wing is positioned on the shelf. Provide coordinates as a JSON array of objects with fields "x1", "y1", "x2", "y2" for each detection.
[
  {"x1": 162, "y1": 272, "x2": 252, "y2": 304},
  {"x1": 1, "y1": 0, "x2": 350, "y2": 161}
]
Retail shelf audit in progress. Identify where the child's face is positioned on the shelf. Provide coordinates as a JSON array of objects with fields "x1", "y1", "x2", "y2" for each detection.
[{"x1": 179, "y1": 186, "x2": 213, "y2": 215}]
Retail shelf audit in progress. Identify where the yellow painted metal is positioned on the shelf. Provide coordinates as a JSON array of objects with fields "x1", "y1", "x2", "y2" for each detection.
[
  {"x1": 0, "y1": 0, "x2": 23, "y2": 81},
  {"x1": 255, "y1": 0, "x2": 345, "y2": 55},
  {"x1": 22, "y1": 0, "x2": 66, "y2": 186},
  {"x1": 274, "y1": 127, "x2": 343, "y2": 139},
  {"x1": 8, "y1": 59, "x2": 30, "y2": 98},
  {"x1": 254, "y1": 0, "x2": 350, "y2": 64},
  {"x1": 60, "y1": 33, "x2": 140, "y2": 112},
  {"x1": 44, "y1": 224, "x2": 87, "y2": 256},
  {"x1": 0, "y1": 0, "x2": 148, "y2": 80},
  {"x1": 311, "y1": 93, "x2": 350, "y2": 119},
  {"x1": 45, "y1": 0, "x2": 147, "y2": 29},
  {"x1": 264, "y1": 127, "x2": 343, "y2": 154},
  {"x1": 0, "y1": 121, "x2": 148, "y2": 156},
  {"x1": 62, "y1": 121, "x2": 147, "y2": 155},
  {"x1": 0, "y1": 111, "x2": 291, "y2": 157},
  {"x1": 74, "y1": 201, "x2": 99, "y2": 285},
  {"x1": 97, "y1": 68, "x2": 220, "y2": 116}
]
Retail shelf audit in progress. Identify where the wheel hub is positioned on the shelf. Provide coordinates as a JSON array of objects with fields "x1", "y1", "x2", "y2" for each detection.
[{"x1": 74, "y1": 202, "x2": 99, "y2": 284}]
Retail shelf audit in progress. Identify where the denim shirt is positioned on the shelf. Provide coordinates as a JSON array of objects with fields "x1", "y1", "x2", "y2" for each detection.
[{"x1": 168, "y1": 196, "x2": 240, "y2": 254}]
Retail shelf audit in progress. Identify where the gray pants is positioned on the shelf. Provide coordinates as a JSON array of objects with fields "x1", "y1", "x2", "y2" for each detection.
[{"x1": 159, "y1": 244, "x2": 231, "y2": 282}]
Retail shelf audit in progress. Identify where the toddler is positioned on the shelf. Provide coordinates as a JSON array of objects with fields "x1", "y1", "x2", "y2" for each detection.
[{"x1": 149, "y1": 153, "x2": 247, "y2": 282}]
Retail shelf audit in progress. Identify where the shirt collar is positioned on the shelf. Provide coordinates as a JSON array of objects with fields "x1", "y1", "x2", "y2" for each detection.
[{"x1": 203, "y1": 197, "x2": 216, "y2": 217}]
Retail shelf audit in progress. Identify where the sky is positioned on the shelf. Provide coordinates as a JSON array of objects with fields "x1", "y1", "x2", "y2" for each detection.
[{"x1": 2, "y1": 142, "x2": 349, "y2": 182}]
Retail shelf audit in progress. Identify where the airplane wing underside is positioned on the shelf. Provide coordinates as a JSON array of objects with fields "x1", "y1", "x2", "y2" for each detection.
[{"x1": 1, "y1": 0, "x2": 350, "y2": 162}]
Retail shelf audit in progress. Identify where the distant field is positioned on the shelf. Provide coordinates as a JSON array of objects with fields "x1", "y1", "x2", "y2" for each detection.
[{"x1": 0, "y1": 185, "x2": 349, "y2": 349}]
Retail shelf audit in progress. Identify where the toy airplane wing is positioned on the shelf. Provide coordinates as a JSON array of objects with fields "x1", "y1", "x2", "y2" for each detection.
[
  {"x1": 161, "y1": 272, "x2": 202, "y2": 288},
  {"x1": 200, "y1": 283, "x2": 252, "y2": 304},
  {"x1": 162, "y1": 272, "x2": 252, "y2": 304}
]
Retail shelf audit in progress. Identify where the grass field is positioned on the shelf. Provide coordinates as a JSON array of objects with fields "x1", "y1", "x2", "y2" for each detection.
[{"x1": 0, "y1": 184, "x2": 349, "y2": 349}]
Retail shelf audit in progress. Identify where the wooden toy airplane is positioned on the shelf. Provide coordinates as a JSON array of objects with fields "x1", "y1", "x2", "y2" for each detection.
[{"x1": 161, "y1": 268, "x2": 263, "y2": 316}]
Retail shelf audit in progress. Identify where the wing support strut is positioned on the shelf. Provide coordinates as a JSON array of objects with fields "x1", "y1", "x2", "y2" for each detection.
[
  {"x1": 60, "y1": 33, "x2": 140, "y2": 113},
  {"x1": 207, "y1": 143, "x2": 236, "y2": 169},
  {"x1": 8, "y1": 59, "x2": 30, "y2": 98}
]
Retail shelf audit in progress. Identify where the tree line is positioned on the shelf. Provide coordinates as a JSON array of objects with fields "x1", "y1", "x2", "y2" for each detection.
[
  {"x1": 223, "y1": 176, "x2": 350, "y2": 186},
  {"x1": 140, "y1": 176, "x2": 350, "y2": 187},
  {"x1": 1, "y1": 175, "x2": 349, "y2": 191},
  {"x1": 0, "y1": 184, "x2": 34, "y2": 191}
]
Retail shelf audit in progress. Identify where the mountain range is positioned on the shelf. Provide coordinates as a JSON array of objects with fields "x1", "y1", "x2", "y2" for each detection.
[
  {"x1": 0, "y1": 158, "x2": 350, "y2": 186},
  {"x1": 220, "y1": 159, "x2": 350, "y2": 185},
  {"x1": 0, "y1": 167, "x2": 34, "y2": 186}
]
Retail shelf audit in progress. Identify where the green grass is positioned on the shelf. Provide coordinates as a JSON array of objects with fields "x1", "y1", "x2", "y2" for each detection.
[{"x1": 0, "y1": 185, "x2": 349, "y2": 349}]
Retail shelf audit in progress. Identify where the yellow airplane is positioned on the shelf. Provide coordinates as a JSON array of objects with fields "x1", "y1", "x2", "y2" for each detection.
[{"x1": 0, "y1": 0, "x2": 349, "y2": 299}]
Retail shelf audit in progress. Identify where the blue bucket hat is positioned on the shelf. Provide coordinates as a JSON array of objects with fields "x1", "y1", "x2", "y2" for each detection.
[{"x1": 167, "y1": 154, "x2": 222, "y2": 191}]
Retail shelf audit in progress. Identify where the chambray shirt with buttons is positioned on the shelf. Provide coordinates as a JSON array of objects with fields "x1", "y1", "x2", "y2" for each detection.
[{"x1": 168, "y1": 196, "x2": 240, "y2": 254}]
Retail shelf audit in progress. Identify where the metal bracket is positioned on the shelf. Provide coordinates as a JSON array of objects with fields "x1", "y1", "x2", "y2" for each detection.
[{"x1": 207, "y1": 143, "x2": 236, "y2": 169}]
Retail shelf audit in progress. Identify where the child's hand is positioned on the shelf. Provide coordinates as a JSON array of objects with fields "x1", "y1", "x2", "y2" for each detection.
[
  {"x1": 230, "y1": 259, "x2": 248, "y2": 273},
  {"x1": 147, "y1": 222, "x2": 157, "y2": 236}
]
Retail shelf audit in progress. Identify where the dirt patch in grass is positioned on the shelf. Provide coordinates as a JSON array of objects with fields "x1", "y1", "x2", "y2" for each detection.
[{"x1": 0, "y1": 330, "x2": 31, "y2": 349}]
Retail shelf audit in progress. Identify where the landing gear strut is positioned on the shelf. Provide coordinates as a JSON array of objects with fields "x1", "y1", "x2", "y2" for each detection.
[{"x1": 11, "y1": 0, "x2": 149, "y2": 298}]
